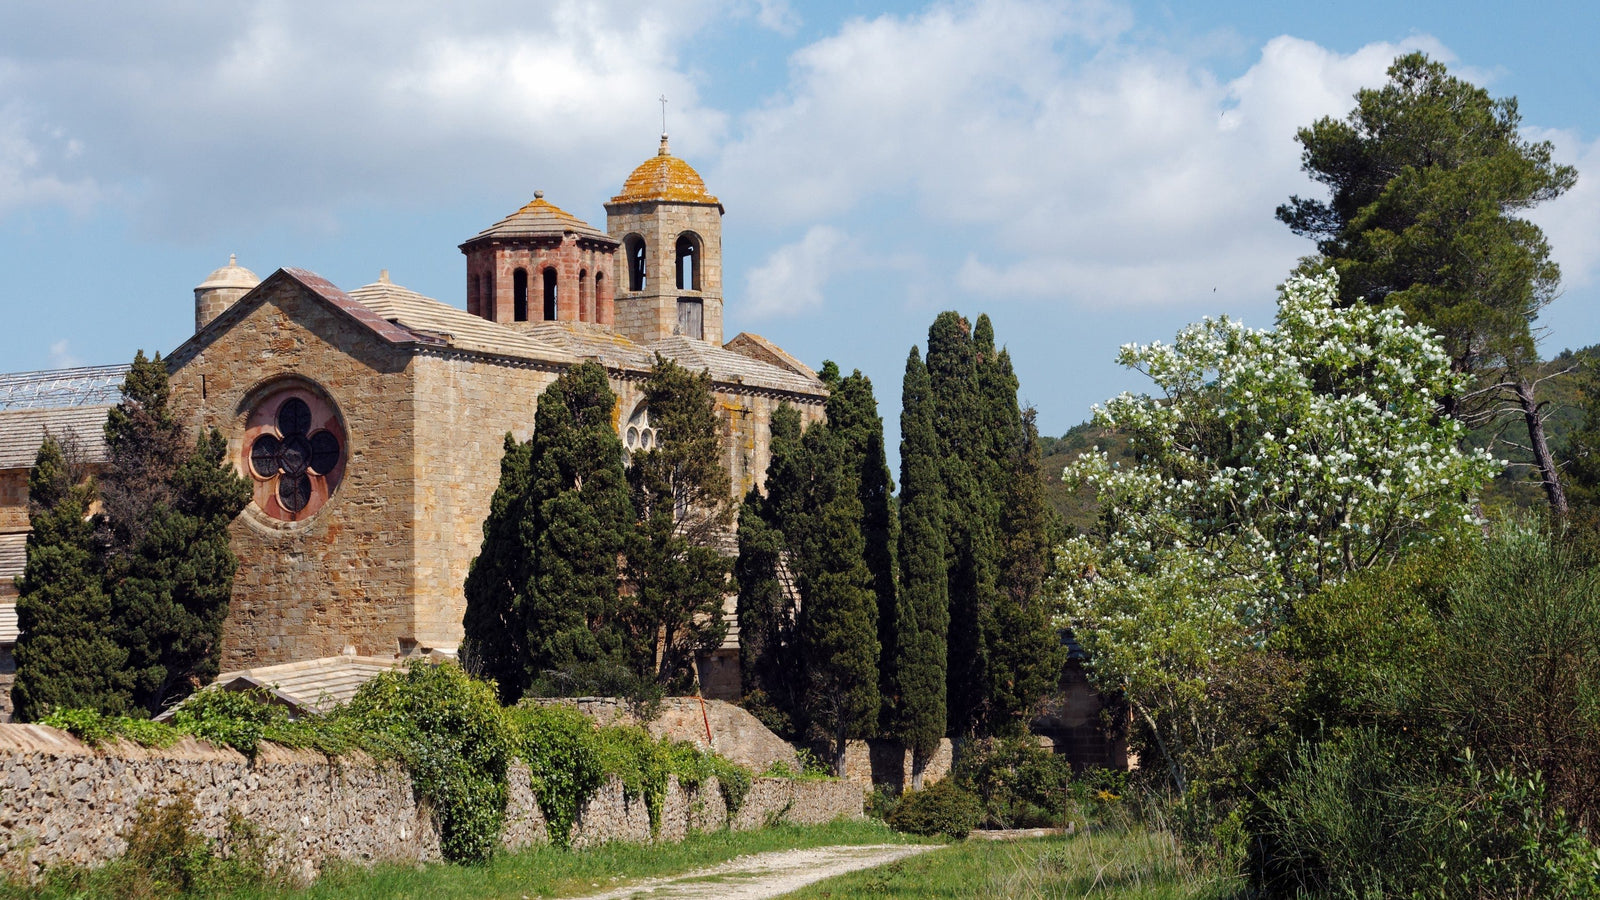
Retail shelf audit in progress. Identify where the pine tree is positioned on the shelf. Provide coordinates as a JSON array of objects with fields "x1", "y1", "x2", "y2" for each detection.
[
  {"x1": 792, "y1": 423, "x2": 880, "y2": 774},
  {"x1": 624, "y1": 356, "x2": 734, "y2": 691},
  {"x1": 924, "y1": 311, "x2": 996, "y2": 736},
  {"x1": 818, "y1": 362, "x2": 897, "y2": 730},
  {"x1": 462, "y1": 361, "x2": 632, "y2": 702},
  {"x1": 114, "y1": 429, "x2": 252, "y2": 714},
  {"x1": 10, "y1": 436, "x2": 128, "y2": 720},
  {"x1": 892, "y1": 347, "x2": 948, "y2": 786}
]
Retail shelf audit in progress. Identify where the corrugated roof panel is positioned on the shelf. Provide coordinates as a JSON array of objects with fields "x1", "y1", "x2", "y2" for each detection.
[
  {"x1": 0, "y1": 534, "x2": 23, "y2": 584},
  {"x1": 0, "y1": 602, "x2": 17, "y2": 645}
]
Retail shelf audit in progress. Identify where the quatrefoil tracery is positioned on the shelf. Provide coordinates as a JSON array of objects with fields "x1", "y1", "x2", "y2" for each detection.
[{"x1": 249, "y1": 397, "x2": 342, "y2": 514}]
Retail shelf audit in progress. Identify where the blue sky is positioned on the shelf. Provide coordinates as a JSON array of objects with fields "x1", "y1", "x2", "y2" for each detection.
[{"x1": 3, "y1": 0, "x2": 1598, "y2": 452}]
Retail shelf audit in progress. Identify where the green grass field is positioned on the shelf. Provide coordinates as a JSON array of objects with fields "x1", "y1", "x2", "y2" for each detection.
[
  {"x1": 3, "y1": 820, "x2": 919, "y2": 900},
  {"x1": 787, "y1": 829, "x2": 1239, "y2": 900}
]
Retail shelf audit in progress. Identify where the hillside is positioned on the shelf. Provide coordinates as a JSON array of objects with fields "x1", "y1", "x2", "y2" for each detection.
[{"x1": 1039, "y1": 344, "x2": 1600, "y2": 531}]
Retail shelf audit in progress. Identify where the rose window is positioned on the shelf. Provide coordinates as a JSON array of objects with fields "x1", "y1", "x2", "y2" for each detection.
[{"x1": 244, "y1": 390, "x2": 346, "y2": 521}]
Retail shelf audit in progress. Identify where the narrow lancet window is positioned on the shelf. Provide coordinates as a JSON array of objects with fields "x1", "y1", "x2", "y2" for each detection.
[
  {"x1": 543, "y1": 267, "x2": 558, "y2": 320},
  {"x1": 513, "y1": 269, "x2": 529, "y2": 322},
  {"x1": 675, "y1": 233, "x2": 701, "y2": 291}
]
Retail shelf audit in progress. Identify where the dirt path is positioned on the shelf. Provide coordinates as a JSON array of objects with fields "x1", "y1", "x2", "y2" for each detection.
[{"x1": 555, "y1": 843, "x2": 939, "y2": 900}]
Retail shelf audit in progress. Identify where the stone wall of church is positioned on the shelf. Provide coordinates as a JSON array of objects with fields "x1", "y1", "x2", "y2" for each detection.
[
  {"x1": 408, "y1": 352, "x2": 560, "y2": 651},
  {"x1": 0, "y1": 470, "x2": 26, "y2": 534},
  {"x1": 168, "y1": 281, "x2": 422, "y2": 669}
]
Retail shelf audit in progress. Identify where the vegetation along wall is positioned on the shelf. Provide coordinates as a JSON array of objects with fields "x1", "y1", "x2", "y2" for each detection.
[{"x1": 0, "y1": 723, "x2": 863, "y2": 883}]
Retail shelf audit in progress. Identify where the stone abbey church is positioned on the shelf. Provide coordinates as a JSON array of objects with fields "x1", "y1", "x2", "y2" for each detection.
[{"x1": 0, "y1": 138, "x2": 830, "y2": 704}]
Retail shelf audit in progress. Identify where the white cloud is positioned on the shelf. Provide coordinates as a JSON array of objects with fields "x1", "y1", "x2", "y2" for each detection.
[
  {"x1": 0, "y1": 1, "x2": 734, "y2": 235},
  {"x1": 48, "y1": 339, "x2": 82, "y2": 368},
  {"x1": 1526, "y1": 128, "x2": 1600, "y2": 290},
  {"x1": 751, "y1": 0, "x2": 801, "y2": 35},
  {"x1": 744, "y1": 225, "x2": 851, "y2": 317},
  {"x1": 0, "y1": 100, "x2": 99, "y2": 216},
  {"x1": 712, "y1": 3, "x2": 1455, "y2": 307}
]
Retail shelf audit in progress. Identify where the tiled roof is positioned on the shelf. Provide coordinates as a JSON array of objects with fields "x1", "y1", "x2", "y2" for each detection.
[
  {"x1": 461, "y1": 194, "x2": 615, "y2": 247},
  {"x1": 0, "y1": 601, "x2": 16, "y2": 646},
  {"x1": 0, "y1": 405, "x2": 114, "y2": 469},
  {"x1": 208, "y1": 656, "x2": 409, "y2": 717},
  {"x1": 512, "y1": 324, "x2": 826, "y2": 396},
  {"x1": 348, "y1": 279, "x2": 577, "y2": 364},
  {"x1": 0, "y1": 533, "x2": 23, "y2": 588},
  {"x1": 648, "y1": 335, "x2": 825, "y2": 396},
  {"x1": 0, "y1": 365, "x2": 129, "y2": 412},
  {"x1": 610, "y1": 137, "x2": 721, "y2": 207}
]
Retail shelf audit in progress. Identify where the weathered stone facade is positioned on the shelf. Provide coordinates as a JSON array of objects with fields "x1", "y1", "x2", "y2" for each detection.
[{"x1": 0, "y1": 724, "x2": 863, "y2": 882}]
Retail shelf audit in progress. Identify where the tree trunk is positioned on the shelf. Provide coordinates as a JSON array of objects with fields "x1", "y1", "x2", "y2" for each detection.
[{"x1": 1515, "y1": 380, "x2": 1568, "y2": 519}]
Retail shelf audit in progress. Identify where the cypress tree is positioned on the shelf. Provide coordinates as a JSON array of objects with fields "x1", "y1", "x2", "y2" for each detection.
[
  {"x1": 818, "y1": 362, "x2": 897, "y2": 730},
  {"x1": 114, "y1": 428, "x2": 251, "y2": 714},
  {"x1": 924, "y1": 311, "x2": 996, "y2": 736},
  {"x1": 462, "y1": 435, "x2": 534, "y2": 702},
  {"x1": 624, "y1": 356, "x2": 734, "y2": 691},
  {"x1": 792, "y1": 423, "x2": 880, "y2": 774},
  {"x1": 735, "y1": 403, "x2": 806, "y2": 733},
  {"x1": 10, "y1": 437, "x2": 127, "y2": 720},
  {"x1": 984, "y1": 406, "x2": 1065, "y2": 734},
  {"x1": 99, "y1": 351, "x2": 183, "y2": 561},
  {"x1": 462, "y1": 361, "x2": 632, "y2": 702},
  {"x1": 524, "y1": 362, "x2": 633, "y2": 696},
  {"x1": 892, "y1": 347, "x2": 948, "y2": 786}
]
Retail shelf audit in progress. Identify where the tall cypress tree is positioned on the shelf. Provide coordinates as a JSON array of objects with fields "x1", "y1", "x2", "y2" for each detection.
[
  {"x1": 984, "y1": 406, "x2": 1065, "y2": 734},
  {"x1": 892, "y1": 347, "x2": 948, "y2": 786},
  {"x1": 924, "y1": 312, "x2": 996, "y2": 736},
  {"x1": 462, "y1": 435, "x2": 534, "y2": 702},
  {"x1": 735, "y1": 403, "x2": 805, "y2": 734},
  {"x1": 624, "y1": 356, "x2": 734, "y2": 691},
  {"x1": 10, "y1": 437, "x2": 128, "y2": 720},
  {"x1": 818, "y1": 362, "x2": 897, "y2": 730},
  {"x1": 462, "y1": 361, "x2": 632, "y2": 702},
  {"x1": 792, "y1": 423, "x2": 880, "y2": 775}
]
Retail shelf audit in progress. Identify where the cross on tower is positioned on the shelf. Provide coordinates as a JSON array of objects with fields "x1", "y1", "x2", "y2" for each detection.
[{"x1": 659, "y1": 94, "x2": 668, "y2": 135}]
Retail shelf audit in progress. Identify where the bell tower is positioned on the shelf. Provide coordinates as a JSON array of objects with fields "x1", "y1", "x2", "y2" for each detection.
[{"x1": 605, "y1": 135, "x2": 724, "y2": 344}]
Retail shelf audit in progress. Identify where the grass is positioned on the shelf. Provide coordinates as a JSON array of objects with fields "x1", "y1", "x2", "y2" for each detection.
[
  {"x1": 1, "y1": 819, "x2": 916, "y2": 900},
  {"x1": 785, "y1": 827, "x2": 1240, "y2": 899}
]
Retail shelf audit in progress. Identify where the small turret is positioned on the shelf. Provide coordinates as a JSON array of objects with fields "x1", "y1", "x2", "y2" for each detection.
[{"x1": 194, "y1": 254, "x2": 260, "y2": 331}]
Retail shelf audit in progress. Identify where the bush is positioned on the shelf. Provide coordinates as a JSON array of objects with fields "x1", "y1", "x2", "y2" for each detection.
[
  {"x1": 953, "y1": 737, "x2": 1073, "y2": 829},
  {"x1": 1251, "y1": 728, "x2": 1600, "y2": 898},
  {"x1": 336, "y1": 661, "x2": 513, "y2": 864},
  {"x1": 505, "y1": 703, "x2": 606, "y2": 848},
  {"x1": 887, "y1": 779, "x2": 982, "y2": 839}
]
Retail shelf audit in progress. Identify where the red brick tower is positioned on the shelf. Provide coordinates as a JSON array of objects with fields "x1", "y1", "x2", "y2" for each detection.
[{"x1": 460, "y1": 192, "x2": 620, "y2": 326}]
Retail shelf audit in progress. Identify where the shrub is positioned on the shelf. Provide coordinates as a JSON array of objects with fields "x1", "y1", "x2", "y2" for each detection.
[
  {"x1": 335, "y1": 661, "x2": 512, "y2": 864},
  {"x1": 887, "y1": 779, "x2": 982, "y2": 839},
  {"x1": 953, "y1": 737, "x2": 1072, "y2": 829},
  {"x1": 505, "y1": 703, "x2": 606, "y2": 848},
  {"x1": 170, "y1": 687, "x2": 289, "y2": 757}
]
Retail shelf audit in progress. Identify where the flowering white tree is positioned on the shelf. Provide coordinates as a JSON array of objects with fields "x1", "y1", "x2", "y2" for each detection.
[{"x1": 1055, "y1": 271, "x2": 1499, "y2": 790}]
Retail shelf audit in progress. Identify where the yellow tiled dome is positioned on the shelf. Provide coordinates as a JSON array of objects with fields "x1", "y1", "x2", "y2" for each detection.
[{"x1": 611, "y1": 136, "x2": 720, "y2": 206}]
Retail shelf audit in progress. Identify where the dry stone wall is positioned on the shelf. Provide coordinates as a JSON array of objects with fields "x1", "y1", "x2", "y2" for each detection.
[{"x1": 0, "y1": 724, "x2": 862, "y2": 882}]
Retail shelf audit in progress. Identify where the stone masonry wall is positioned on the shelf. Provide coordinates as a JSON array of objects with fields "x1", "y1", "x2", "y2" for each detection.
[
  {"x1": 409, "y1": 352, "x2": 559, "y2": 650},
  {"x1": 838, "y1": 738, "x2": 954, "y2": 792},
  {"x1": 169, "y1": 280, "x2": 420, "y2": 669},
  {"x1": 0, "y1": 724, "x2": 863, "y2": 882}
]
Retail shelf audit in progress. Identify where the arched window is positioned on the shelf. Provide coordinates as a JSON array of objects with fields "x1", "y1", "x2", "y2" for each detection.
[
  {"x1": 675, "y1": 232, "x2": 701, "y2": 291},
  {"x1": 513, "y1": 269, "x2": 529, "y2": 322},
  {"x1": 594, "y1": 271, "x2": 604, "y2": 313},
  {"x1": 579, "y1": 269, "x2": 590, "y2": 322},
  {"x1": 624, "y1": 404, "x2": 655, "y2": 452},
  {"x1": 624, "y1": 234, "x2": 646, "y2": 291},
  {"x1": 543, "y1": 267, "x2": 558, "y2": 320}
]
